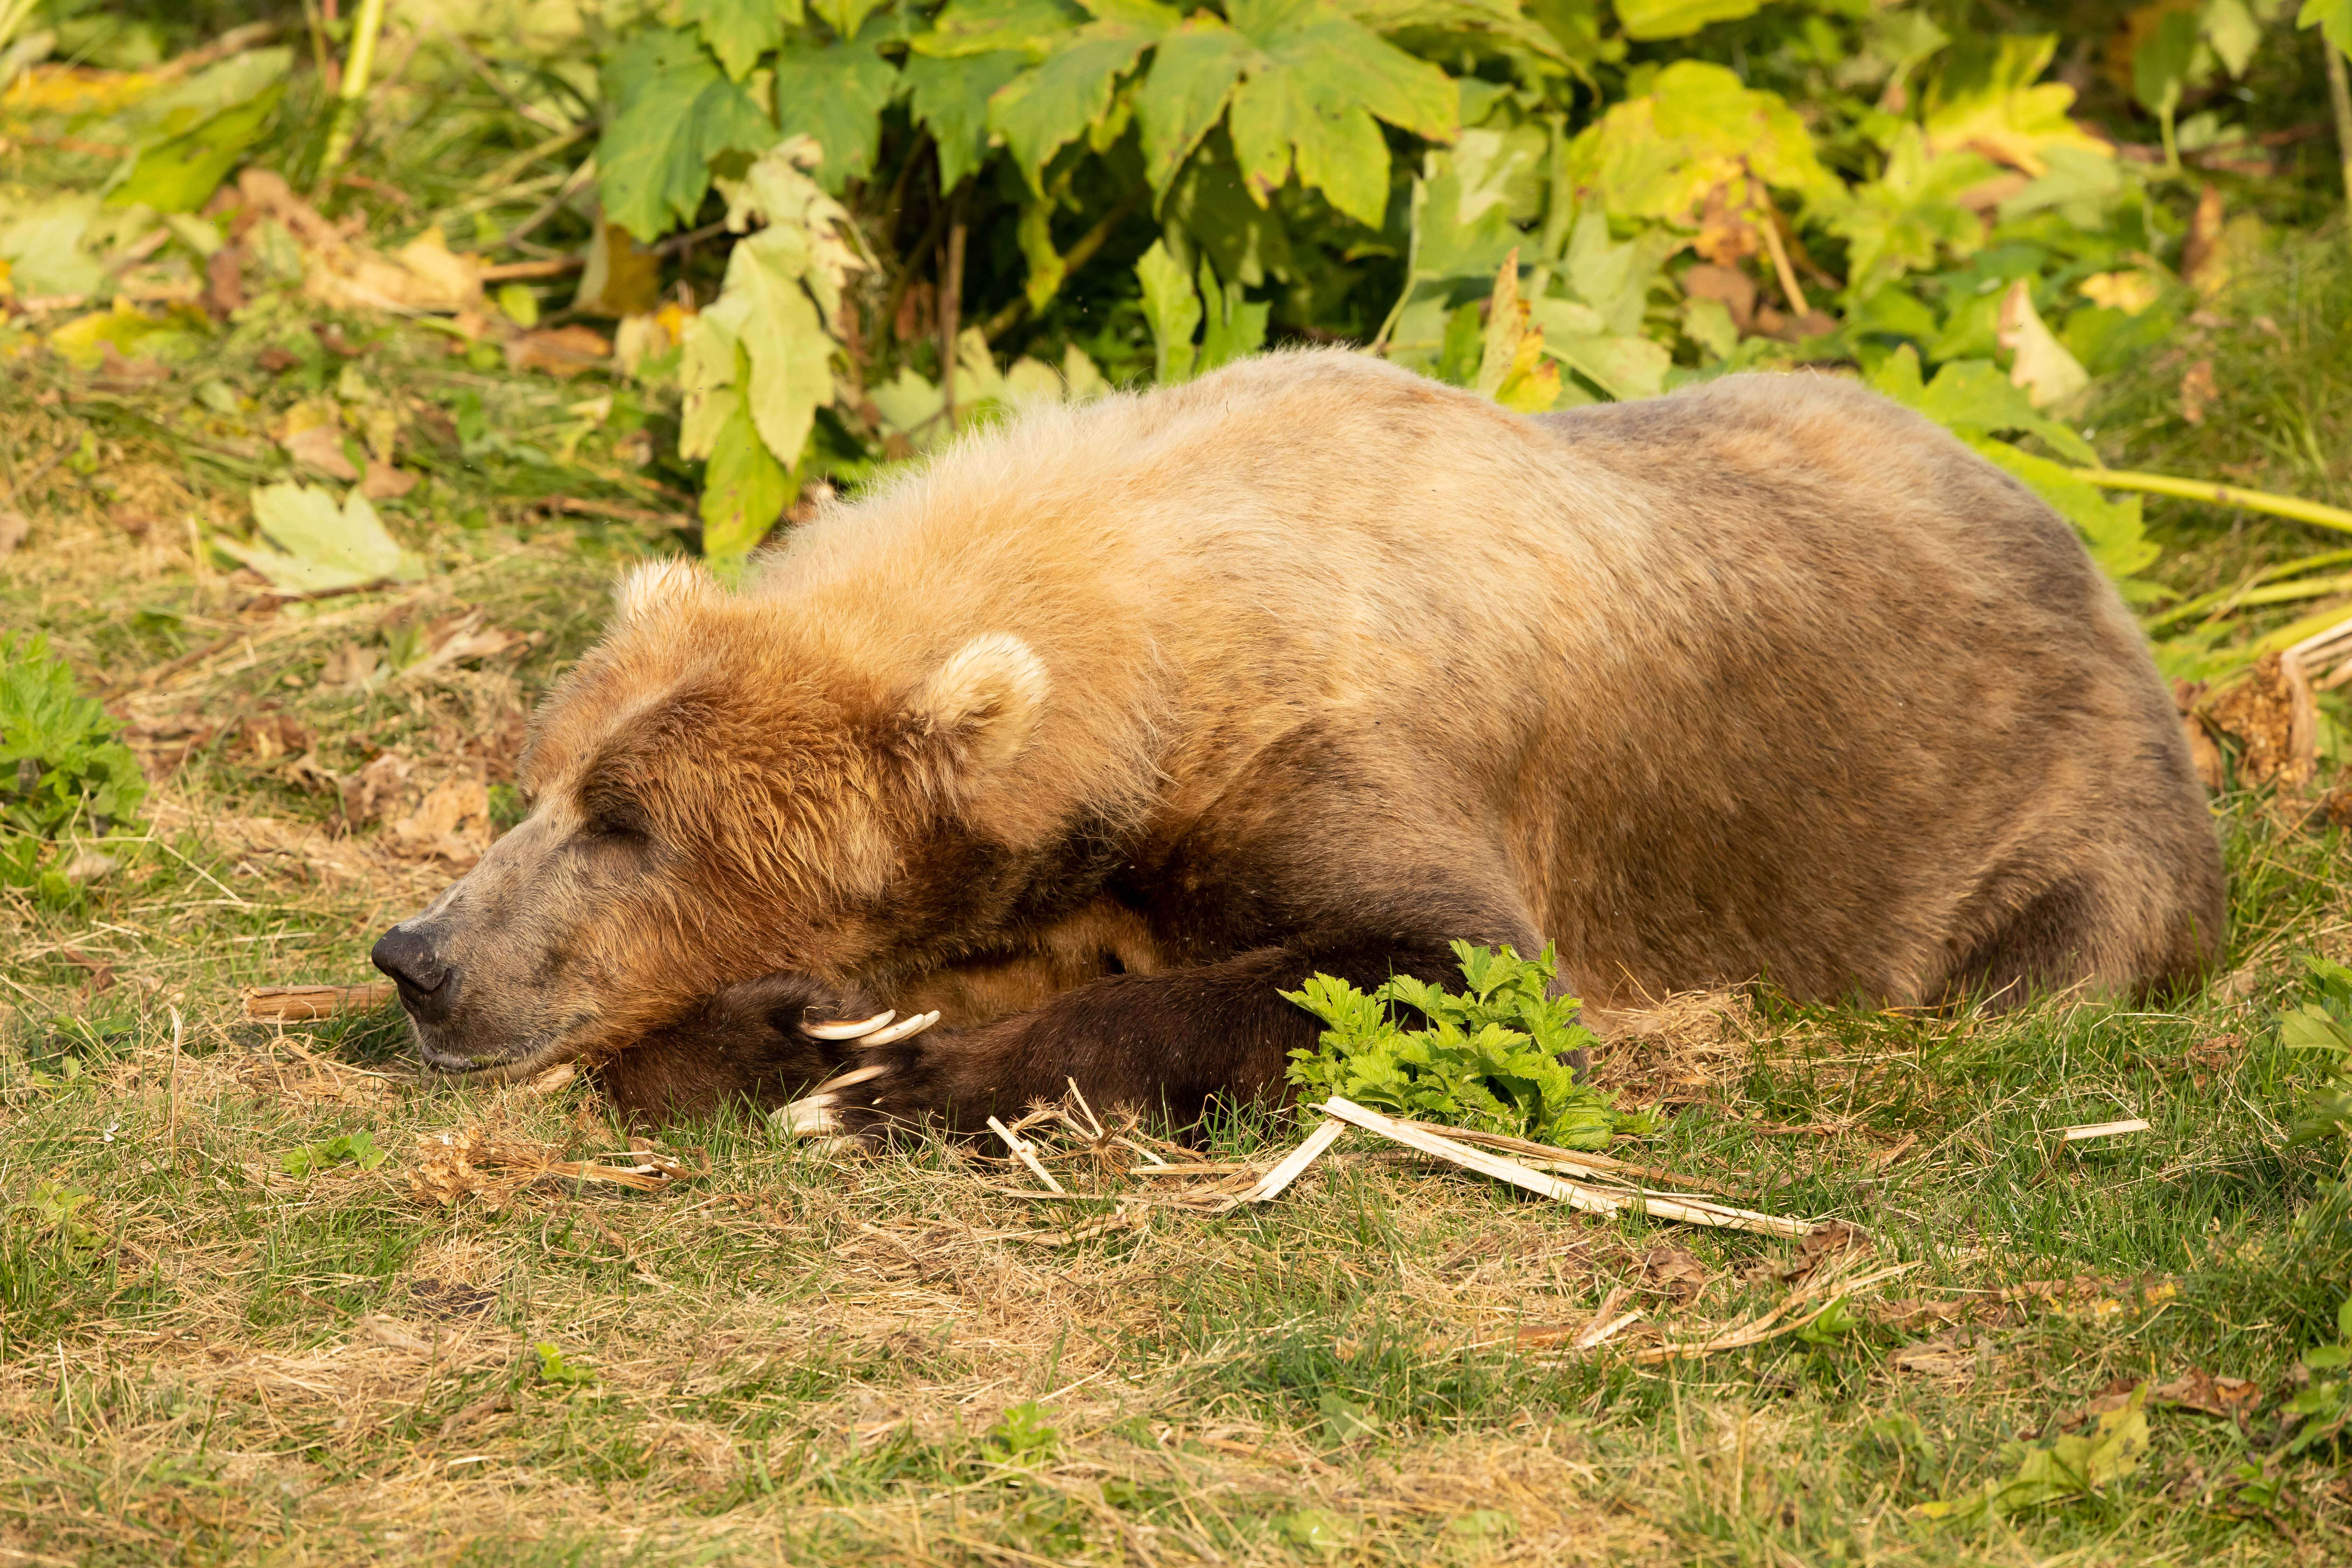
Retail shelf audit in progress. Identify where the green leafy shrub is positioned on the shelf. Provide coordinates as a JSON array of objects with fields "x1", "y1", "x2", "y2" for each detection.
[
  {"x1": 578, "y1": 0, "x2": 2352, "y2": 652},
  {"x1": 0, "y1": 634, "x2": 146, "y2": 906},
  {"x1": 1282, "y1": 941, "x2": 1638, "y2": 1150},
  {"x1": 2283, "y1": 954, "x2": 2352, "y2": 1150},
  {"x1": 2281, "y1": 1296, "x2": 2352, "y2": 1459}
]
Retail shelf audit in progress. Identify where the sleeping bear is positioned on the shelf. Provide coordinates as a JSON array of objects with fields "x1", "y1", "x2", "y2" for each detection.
[{"x1": 370, "y1": 351, "x2": 2225, "y2": 1132}]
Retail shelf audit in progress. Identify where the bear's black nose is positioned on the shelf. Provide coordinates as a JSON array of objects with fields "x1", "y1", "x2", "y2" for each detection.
[{"x1": 372, "y1": 926, "x2": 453, "y2": 1018}]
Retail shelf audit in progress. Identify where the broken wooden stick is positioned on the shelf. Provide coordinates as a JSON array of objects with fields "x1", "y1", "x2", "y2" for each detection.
[
  {"x1": 2060, "y1": 1118, "x2": 2151, "y2": 1143},
  {"x1": 1621, "y1": 1261, "x2": 1920, "y2": 1364},
  {"x1": 1245, "y1": 1114, "x2": 1348, "y2": 1203},
  {"x1": 1391, "y1": 1117, "x2": 1730, "y2": 1195},
  {"x1": 988, "y1": 1114, "x2": 1066, "y2": 1194},
  {"x1": 1317, "y1": 1096, "x2": 1816, "y2": 1238},
  {"x1": 243, "y1": 982, "x2": 397, "y2": 1021}
]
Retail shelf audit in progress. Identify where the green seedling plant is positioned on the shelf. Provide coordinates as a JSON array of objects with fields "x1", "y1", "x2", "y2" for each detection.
[
  {"x1": 279, "y1": 1131, "x2": 388, "y2": 1179},
  {"x1": 0, "y1": 633, "x2": 145, "y2": 821},
  {"x1": 1283, "y1": 940, "x2": 1639, "y2": 1150},
  {"x1": 980, "y1": 1401, "x2": 1058, "y2": 1468},
  {"x1": 534, "y1": 1343, "x2": 596, "y2": 1387},
  {"x1": 2279, "y1": 1296, "x2": 2352, "y2": 1460},
  {"x1": 2282, "y1": 955, "x2": 2352, "y2": 1151}
]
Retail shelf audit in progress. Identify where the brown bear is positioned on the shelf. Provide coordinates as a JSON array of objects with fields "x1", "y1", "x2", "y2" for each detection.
[{"x1": 370, "y1": 350, "x2": 2225, "y2": 1133}]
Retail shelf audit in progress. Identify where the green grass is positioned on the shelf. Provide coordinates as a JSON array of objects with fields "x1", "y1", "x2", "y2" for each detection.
[{"x1": 3, "y1": 197, "x2": 2351, "y2": 1568}]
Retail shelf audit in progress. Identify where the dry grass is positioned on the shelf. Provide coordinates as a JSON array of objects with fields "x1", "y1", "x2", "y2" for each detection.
[{"x1": 6, "y1": 264, "x2": 2352, "y2": 1568}]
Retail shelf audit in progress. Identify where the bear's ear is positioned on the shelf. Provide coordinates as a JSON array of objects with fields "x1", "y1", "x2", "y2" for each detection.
[
  {"x1": 902, "y1": 633, "x2": 1049, "y2": 776},
  {"x1": 613, "y1": 558, "x2": 716, "y2": 626}
]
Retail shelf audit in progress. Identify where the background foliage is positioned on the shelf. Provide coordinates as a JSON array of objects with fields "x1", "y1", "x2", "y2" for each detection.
[{"x1": 558, "y1": 0, "x2": 2352, "y2": 588}]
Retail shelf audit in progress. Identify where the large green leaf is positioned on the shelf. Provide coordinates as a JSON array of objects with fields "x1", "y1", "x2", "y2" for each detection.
[
  {"x1": 1161, "y1": 143, "x2": 1294, "y2": 286},
  {"x1": 1410, "y1": 143, "x2": 1526, "y2": 282},
  {"x1": 911, "y1": 0, "x2": 1090, "y2": 59},
  {"x1": 109, "y1": 81, "x2": 284, "y2": 214},
  {"x1": 1232, "y1": 0, "x2": 1457, "y2": 142},
  {"x1": 2131, "y1": 8, "x2": 2198, "y2": 117},
  {"x1": 1166, "y1": 0, "x2": 1454, "y2": 224},
  {"x1": 680, "y1": 0, "x2": 798, "y2": 79},
  {"x1": 699, "y1": 395, "x2": 793, "y2": 564},
  {"x1": 989, "y1": 24, "x2": 1161, "y2": 189},
  {"x1": 598, "y1": 29, "x2": 777, "y2": 240},
  {"x1": 905, "y1": 51, "x2": 1026, "y2": 189},
  {"x1": 1611, "y1": 0, "x2": 1763, "y2": 42},
  {"x1": 1922, "y1": 35, "x2": 2110, "y2": 176},
  {"x1": 1817, "y1": 126, "x2": 1992, "y2": 301},
  {"x1": 710, "y1": 229, "x2": 838, "y2": 464},
  {"x1": 220, "y1": 484, "x2": 426, "y2": 596},
  {"x1": 1137, "y1": 239, "x2": 1200, "y2": 382},
  {"x1": 1137, "y1": 17, "x2": 1251, "y2": 193},
  {"x1": 774, "y1": 40, "x2": 901, "y2": 192},
  {"x1": 2303, "y1": 0, "x2": 2352, "y2": 54},
  {"x1": 1564, "y1": 60, "x2": 1833, "y2": 231},
  {"x1": 1228, "y1": 70, "x2": 1390, "y2": 225}
]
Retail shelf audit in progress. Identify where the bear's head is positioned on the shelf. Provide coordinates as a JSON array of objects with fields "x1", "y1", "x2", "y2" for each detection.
[{"x1": 369, "y1": 558, "x2": 1049, "y2": 1082}]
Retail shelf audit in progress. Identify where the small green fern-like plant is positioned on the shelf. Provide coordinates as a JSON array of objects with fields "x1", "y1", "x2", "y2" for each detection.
[
  {"x1": 1282, "y1": 941, "x2": 1642, "y2": 1152},
  {"x1": 0, "y1": 634, "x2": 147, "y2": 906}
]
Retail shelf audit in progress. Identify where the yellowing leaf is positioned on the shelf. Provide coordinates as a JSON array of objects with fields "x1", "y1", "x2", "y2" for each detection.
[
  {"x1": 570, "y1": 221, "x2": 664, "y2": 317},
  {"x1": 2079, "y1": 269, "x2": 2160, "y2": 315},
  {"x1": 1611, "y1": 0, "x2": 1764, "y2": 42},
  {"x1": 1919, "y1": 1384, "x2": 2150, "y2": 1519},
  {"x1": 1923, "y1": 35, "x2": 2112, "y2": 177},
  {"x1": 1997, "y1": 278, "x2": 2090, "y2": 409},
  {"x1": 222, "y1": 483, "x2": 426, "y2": 597},
  {"x1": 1137, "y1": 238, "x2": 1200, "y2": 382},
  {"x1": 912, "y1": 0, "x2": 1090, "y2": 60},
  {"x1": 0, "y1": 194, "x2": 106, "y2": 299},
  {"x1": 1474, "y1": 249, "x2": 1527, "y2": 399},
  {"x1": 110, "y1": 80, "x2": 284, "y2": 214},
  {"x1": 1817, "y1": 126, "x2": 1991, "y2": 301},
  {"x1": 1565, "y1": 61, "x2": 1834, "y2": 235}
]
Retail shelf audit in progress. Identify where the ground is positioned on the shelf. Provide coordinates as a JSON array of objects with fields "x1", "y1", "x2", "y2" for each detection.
[{"x1": 4, "y1": 226, "x2": 2352, "y2": 1566}]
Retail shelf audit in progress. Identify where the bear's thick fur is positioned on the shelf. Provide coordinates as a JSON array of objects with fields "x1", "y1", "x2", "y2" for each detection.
[{"x1": 372, "y1": 351, "x2": 2225, "y2": 1132}]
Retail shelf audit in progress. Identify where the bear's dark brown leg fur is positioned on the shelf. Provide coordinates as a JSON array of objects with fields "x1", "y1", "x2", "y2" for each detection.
[
  {"x1": 590, "y1": 972, "x2": 876, "y2": 1128},
  {"x1": 825, "y1": 926, "x2": 1532, "y2": 1138}
]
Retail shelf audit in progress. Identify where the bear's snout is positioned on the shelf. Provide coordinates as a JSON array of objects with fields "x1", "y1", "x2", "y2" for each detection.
[{"x1": 372, "y1": 924, "x2": 455, "y2": 1022}]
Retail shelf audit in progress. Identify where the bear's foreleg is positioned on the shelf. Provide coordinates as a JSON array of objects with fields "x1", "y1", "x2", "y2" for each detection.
[
  {"x1": 802, "y1": 922, "x2": 1541, "y2": 1139},
  {"x1": 591, "y1": 972, "x2": 879, "y2": 1129}
]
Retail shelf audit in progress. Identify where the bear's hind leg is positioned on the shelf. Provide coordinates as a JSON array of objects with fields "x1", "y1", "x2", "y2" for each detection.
[{"x1": 1940, "y1": 842, "x2": 2224, "y2": 1010}]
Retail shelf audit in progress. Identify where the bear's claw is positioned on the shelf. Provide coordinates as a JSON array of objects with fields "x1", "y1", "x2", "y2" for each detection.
[
  {"x1": 776, "y1": 1058, "x2": 898, "y2": 1138},
  {"x1": 804, "y1": 1009, "x2": 896, "y2": 1040},
  {"x1": 857, "y1": 1009, "x2": 940, "y2": 1046}
]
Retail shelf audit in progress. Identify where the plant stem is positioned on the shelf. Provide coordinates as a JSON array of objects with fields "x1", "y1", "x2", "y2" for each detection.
[
  {"x1": 316, "y1": 0, "x2": 388, "y2": 184},
  {"x1": 940, "y1": 183, "x2": 967, "y2": 433},
  {"x1": 2144, "y1": 547, "x2": 2352, "y2": 631},
  {"x1": 979, "y1": 187, "x2": 1143, "y2": 342},
  {"x1": 2327, "y1": 33, "x2": 2352, "y2": 242},
  {"x1": 2071, "y1": 468, "x2": 2352, "y2": 538}
]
